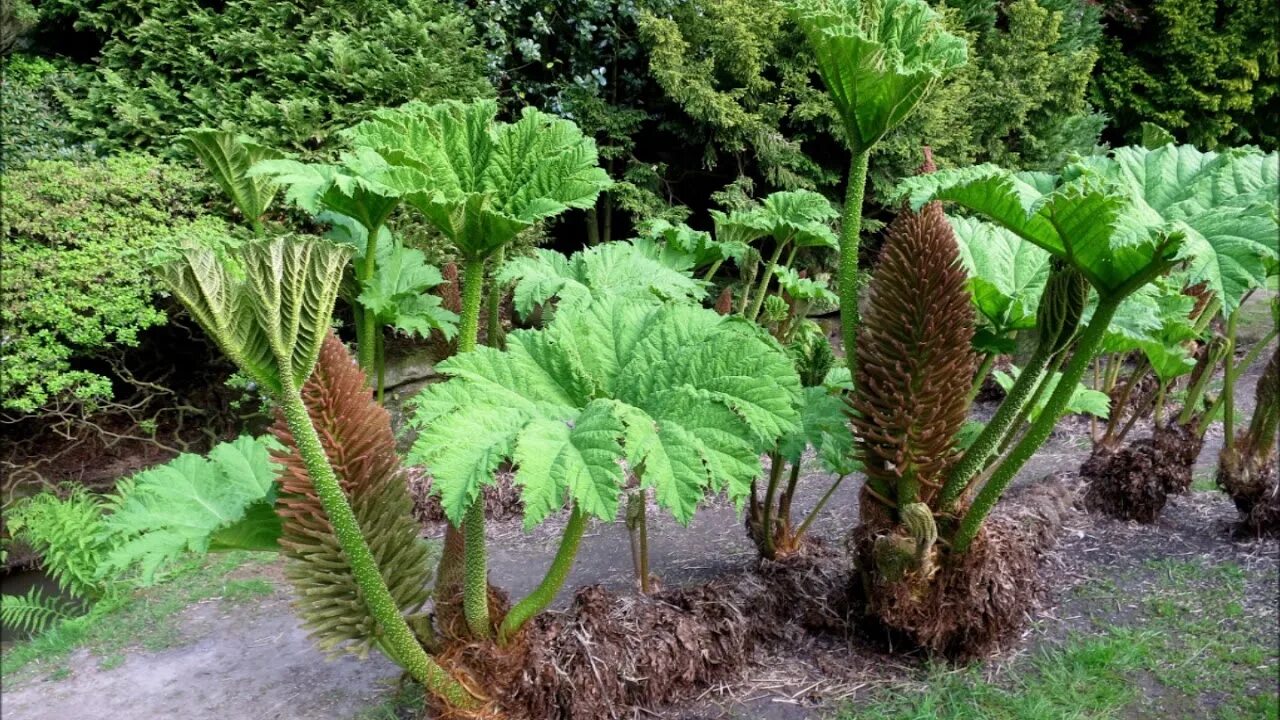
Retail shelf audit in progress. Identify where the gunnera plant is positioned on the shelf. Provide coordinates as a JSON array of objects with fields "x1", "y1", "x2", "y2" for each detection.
[
  {"x1": 270, "y1": 332, "x2": 437, "y2": 658},
  {"x1": 1217, "y1": 348, "x2": 1280, "y2": 536},
  {"x1": 850, "y1": 171, "x2": 983, "y2": 650}
]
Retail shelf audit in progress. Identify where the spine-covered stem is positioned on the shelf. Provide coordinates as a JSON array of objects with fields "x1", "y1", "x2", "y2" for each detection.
[
  {"x1": 356, "y1": 223, "x2": 383, "y2": 375},
  {"x1": 1222, "y1": 309, "x2": 1240, "y2": 448},
  {"x1": 967, "y1": 352, "x2": 998, "y2": 403},
  {"x1": 759, "y1": 454, "x2": 786, "y2": 557},
  {"x1": 996, "y1": 351, "x2": 1066, "y2": 454},
  {"x1": 458, "y1": 256, "x2": 491, "y2": 639},
  {"x1": 498, "y1": 505, "x2": 587, "y2": 645},
  {"x1": 277, "y1": 378, "x2": 475, "y2": 709},
  {"x1": 951, "y1": 295, "x2": 1120, "y2": 553},
  {"x1": 487, "y1": 247, "x2": 506, "y2": 350},
  {"x1": 839, "y1": 149, "x2": 871, "y2": 384},
  {"x1": 1197, "y1": 326, "x2": 1277, "y2": 435},
  {"x1": 939, "y1": 343, "x2": 1053, "y2": 509}
]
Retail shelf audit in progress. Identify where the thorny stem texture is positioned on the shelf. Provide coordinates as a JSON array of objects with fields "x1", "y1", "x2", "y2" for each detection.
[
  {"x1": 278, "y1": 378, "x2": 475, "y2": 709},
  {"x1": 839, "y1": 149, "x2": 871, "y2": 387},
  {"x1": 499, "y1": 506, "x2": 588, "y2": 644},
  {"x1": 951, "y1": 295, "x2": 1121, "y2": 553}
]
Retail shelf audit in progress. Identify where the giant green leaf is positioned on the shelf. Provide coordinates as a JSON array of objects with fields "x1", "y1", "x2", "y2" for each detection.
[
  {"x1": 949, "y1": 215, "x2": 1052, "y2": 333},
  {"x1": 896, "y1": 164, "x2": 1183, "y2": 296},
  {"x1": 346, "y1": 100, "x2": 612, "y2": 261},
  {"x1": 407, "y1": 298, "x2": 802, "y2": 527},
  {"x1": 157, "y1": 237, "x2": 350, "y2": 397},
  {"x1": 102, "y1": 436, "x2": 282, "y2": 583},
  {"x1": 356, "y1": 241, "x2": 458, "y2": 340},
  {"x1": 499, "y1": 241, "x2": 707, "y2": 320},
  {"x1": 250, "y1": 149, "x2": 403, "y2": 234},
  {"x1": 789, "y1": 0, "x2": 967, "y2": 151}
]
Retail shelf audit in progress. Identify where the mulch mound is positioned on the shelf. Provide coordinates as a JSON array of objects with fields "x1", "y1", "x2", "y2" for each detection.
[
  {"x1": 852, "y1": 478, "x2": 1079, "y2": 660},
  {"x1": 466, "y1": 542, "x2": 851, "y2": 720},
  {"x1": 1082, "y1": 422, "x2": 1203, "y2": 522},
  {"x1": 1218, "y1": 451, "x2": 1280, "y2": 538}
]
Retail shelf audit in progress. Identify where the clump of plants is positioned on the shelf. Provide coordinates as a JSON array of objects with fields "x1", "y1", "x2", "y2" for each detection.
[{"x1": 1073, "y1": 141, "x2": 1279, "y2": 522}]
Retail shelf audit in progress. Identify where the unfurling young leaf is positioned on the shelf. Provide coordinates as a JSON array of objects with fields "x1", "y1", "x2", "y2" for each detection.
[{"x1": 182, "y1": 128, "x2": 284, "y2": 230}]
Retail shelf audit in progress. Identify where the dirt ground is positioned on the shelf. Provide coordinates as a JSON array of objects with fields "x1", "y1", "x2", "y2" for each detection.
[{"x1": 2, "y1": 333, "x2": 1275, "y2": 720}]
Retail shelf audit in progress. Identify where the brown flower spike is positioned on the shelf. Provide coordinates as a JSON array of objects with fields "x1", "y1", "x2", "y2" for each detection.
[
  {"x1": 851, "y1": 175, "x2": 976, "y2": 511},
  {"x1": 271, "y1": 333, "x2": 434, "y2": 657}
]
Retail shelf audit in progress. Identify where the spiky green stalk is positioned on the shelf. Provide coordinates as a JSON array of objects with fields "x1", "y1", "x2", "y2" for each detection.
[
  {"x1": 498, "y1": 505, "x2": 587, "y2": 645},
  {"x1": 748, "y1": 240, "x2": 789, "y2": 322},
  {"x1": 951, "y1": 295, "x2": 1121, "y2": 553},
  {"x1": 487, "y1": 248, "x2": 507, "y2": 350},
  {"x1": 277, "y1": 377, "x2": 475, "y2": 709},
  {"x1": 839, "y1": 149, "x2": 870, "y2": 382},
  {"x1": 356, "y1": 224, "x2": 384, "y2": 375},
  {"x1": 455, "y1": 256, "x2": 491, "y2": 639},
  {"x1": 967, "y1": 352, "x2": 998, "y2": 403},
  {"x1": 938, "y1": 344, "x2": 1052, "y2": 509}
]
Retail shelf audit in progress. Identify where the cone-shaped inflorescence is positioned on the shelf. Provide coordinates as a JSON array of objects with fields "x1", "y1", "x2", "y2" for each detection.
[
  {"x1": 271, "y1": 333, "x2": 434, "y2": 657},
  {"x1": 851, "y1": 195, "x2": 977, "y2": 512}
]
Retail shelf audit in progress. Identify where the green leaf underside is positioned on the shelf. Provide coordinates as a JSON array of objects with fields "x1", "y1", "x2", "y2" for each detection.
[
  {"x1": 408, "y1": 298, "x2": 802, "y2": 527},
  {"x1": 789, "y1": 0, "x2": 967, "y2": 150},
  {"x1": 949, "y1": 215, "x2": 1051, "y2": 332},
  {"x1": 157, "y1": 237, "x2": 351, "y2": 397},
  {"x1": 182, "y1": 128, "x2": 283, "y2": 223}
]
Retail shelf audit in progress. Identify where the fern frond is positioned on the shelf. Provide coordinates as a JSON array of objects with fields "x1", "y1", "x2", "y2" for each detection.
[
  {"x1": 6, "y1": 488, "x2": 112, "y2": 599},
  {"x1": 0, "y1": 587, "x2": 76, "y2": 636},
  {"x1": 270, "y1": 332, "x2": 434, "y2": 658}
]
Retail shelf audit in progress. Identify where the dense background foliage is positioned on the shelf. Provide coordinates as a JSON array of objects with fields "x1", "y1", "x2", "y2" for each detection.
[
  {"x1": 32, "y1": 0, "x2": 492, "y2": 154},
  {"x1": 1091, "y1": 0, "x2": 1279, "y2": 149},
  {"x1": 1, "y1": 155, "x2": 231, "y2": 414}
]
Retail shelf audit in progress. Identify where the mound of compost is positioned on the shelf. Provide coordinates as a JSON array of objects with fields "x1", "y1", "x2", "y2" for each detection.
[
  {"x1": 851, "y1": 478, "x2": 1078, "y2": 660},
  {"x1": 1082, "y1": 421, "x2": 1202, "y2": 522},
  {"x1": 459, "y1": 543, "x2": 851, "y2": 720}
]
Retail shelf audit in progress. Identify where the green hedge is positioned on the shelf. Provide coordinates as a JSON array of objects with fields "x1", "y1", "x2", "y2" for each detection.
[
  {"x1": 1, "y1": 155, "x2": 234, "y2": 414},
  {"x1": 1091, "y1": 0, "x2": 1278, "y2": 149},
  {"x1": 40, "y1": 0, "x2": 491, "y2": 154}
]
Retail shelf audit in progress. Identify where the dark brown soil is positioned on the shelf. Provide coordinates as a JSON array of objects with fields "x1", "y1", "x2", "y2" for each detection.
[{"x1": 408, "y1": 468, "x2": 525, "y2": 525}]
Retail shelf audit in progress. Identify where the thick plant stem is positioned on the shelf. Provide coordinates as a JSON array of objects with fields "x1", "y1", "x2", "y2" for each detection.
[
  {"x1": 277, "y1": 381, "x2": 475, "y2": 709},
  {"x1": 487, "y1": 248, "x2": 506, "y2": 350},
  {"x1": 759, "y1": 454, "x2": 786, "y2": 558},
  {"x1": 967, "y1": 352, "x2": 998, "y2": 402},
  {"x1": 626, "y1": 489, "x2": 651, "y2": 593},
  {"x1": 939, "y1": 343, "x2": 1053, "y2": 509},
  {"x1": 1100, "y1": 357, "x2": 1149, "y2": 446},
  {"x1": 996, "y1": 351, "x2": 1066, "y2": 455},
  {"x1": 498, "y1": 506, "x2": 587, "y2": 645},
  {"x1": 1222, "y1": 310, "x2": 1240, "y2": 449},
  {"x1": 356, "y1": 224, "x2": 383, "y2": 375},
  {"x1": 952, "y1": 296, "x2": 1121, "y2": 554},
  {"x1": 838, "y1": 149, "x2": 870, "y2": 383},
  {"x1": 454, "y1": 257, "x2": 491, "y2": 640},
  {"x1": 748, "y1": 240, "x2": 788, "y2": 322},
  {"x1": 1197, "y1": 327, "x2": 1277, "y2": 436},
  {"x1": 375, "y1": 331, "x2": 386, "y2": 405},
  {"x1": 462, "y1": 497, "x2": 490, "y2": 639},
  {"x1": 702, "y1": 258, "x2": 725, "y2": 281}
]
